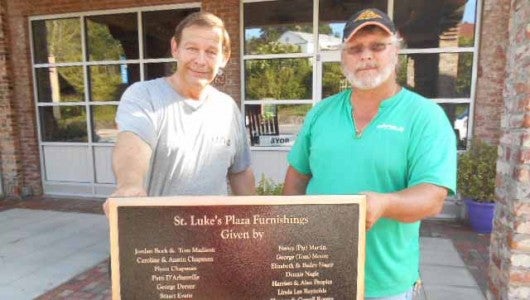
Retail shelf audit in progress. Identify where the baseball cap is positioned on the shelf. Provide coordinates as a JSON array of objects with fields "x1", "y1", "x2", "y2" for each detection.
[{"x1": 342, "y1": 8, "x2": 396, "y2": 42}]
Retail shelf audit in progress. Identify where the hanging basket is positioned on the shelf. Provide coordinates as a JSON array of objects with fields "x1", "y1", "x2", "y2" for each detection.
[{"x1": 464, "y1": 199, "x2": 495, "y2": 234}]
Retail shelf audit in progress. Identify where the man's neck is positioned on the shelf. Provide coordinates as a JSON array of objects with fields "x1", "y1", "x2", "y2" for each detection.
[
  {"x1": 351, "y1": 80, "x2": 400, "y2": 110},
  {"x1": 349, "y1": 79, "x2": 401, "y2": 135},
  {"x1": 167, "y1": 74, "x2": 206, "y2": 100}
]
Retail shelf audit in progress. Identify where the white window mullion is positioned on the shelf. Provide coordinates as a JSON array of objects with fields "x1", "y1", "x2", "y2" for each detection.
[
  {"x1": 37, "y1": 102, "x2": 91, "y2": 107},
  {"x1": 399, "y1": 47, "x2": 475, "y2": 55},
  {"x1": 80, "y1": 16, "x2": 97, "y2": 194},
  {"x1": 388, "y1": 0, "x2": 394, "y2": 19},
  {"x1": 243, "y1": 52, "x2": 313, "y2": 60},
  {"x1": 244, "y1": 99, "x2": 314, "y2": 105},
  {"x1": 467, "y1": 0, "x2": 484, "y2": 147},
  {"x1": 432, "y1": 98, "x2": 472, "y2": 104},
  {"x1": 81, "y1": 15, "x2": 91, "y2": 141}
]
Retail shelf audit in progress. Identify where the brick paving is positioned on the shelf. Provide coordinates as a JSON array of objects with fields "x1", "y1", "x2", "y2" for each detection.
[
  {"x1": 420, "y1": 219, "x2": 491, "y2": 294},
  {"x1": 35, "y1": 260, "x2": 111, "y2": 300},
  {"x1": 0, "y1": 195, "x2": 104, "y2": 214},
  {"x1": 0, "y1": 196, "x2": 491, "y2": 299}
]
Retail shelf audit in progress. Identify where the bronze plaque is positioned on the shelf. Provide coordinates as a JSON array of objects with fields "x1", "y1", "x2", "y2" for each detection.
[{"x1": 109, "y1": 196, "x2": 366, "y2": 300}]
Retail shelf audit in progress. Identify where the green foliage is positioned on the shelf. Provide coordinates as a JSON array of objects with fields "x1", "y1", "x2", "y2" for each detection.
[
  {"x1": 57, "y1": 66, "x2": 84, "y2": 100},
  {"x1": 46, "y1": 19, "x2": 82, "y2": 62},
  {"x1": 277, "y1": 104, "x2": 310, "y2": 117},
  {"x1": 56, "y1": 119, "x2": 87, "y2": 141},
  {"x1": 90, "y1": 65, "x2": 127, "y2": 101},
  {"x1": 256, "y1": 175, "x2": 284, "y2": 196},
  {"x1": 94, "y1": 106, "x2": 117, "y2": 128},
  {"x1": 245, "y1": 25, "x2": 334, "y2": 100},
  {"x1": 322, "y1": 62, "x2": 346, "y2": 99},
  {"x1": 86, "y1": 19, "x2": 126, "y2": 61},
  {"x1": 246, "y1": 43, "x2": 312, "y2": 100},
  {"x1": 456, "y1": 52, "x2": 473, "y2": 97},
  {"x1": 48, "y1": 19, "x2": 127, "y2": 102},
  {"x1": 43, "y1": 106, "x2": 87, "y2": 142},
  {"x1": 247, "y1": 35, "x2": 301, "y2": 55},
  {"x1": 458, "y1": 140, "x2": 497, "y2": 203},
  {"x1": 456, "y1": 37, "x2": 474, "y2": 97},
  {"x1": 458, "y1": 36, "x2": 474, "y2": 48},
  {"x1": 396, "y1": 56, "x2": 409, "y2": 87}
]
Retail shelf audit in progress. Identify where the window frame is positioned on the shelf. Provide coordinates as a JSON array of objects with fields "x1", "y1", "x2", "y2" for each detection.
[
  {"x1": 241, "y1": 0, "x2": 482, "y2": 150},
  {"x1": 29, "y1": 3, "x2": 201, "y2": 195}
]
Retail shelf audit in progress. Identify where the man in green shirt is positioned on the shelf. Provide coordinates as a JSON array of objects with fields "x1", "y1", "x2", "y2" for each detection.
[{"x1": 283, "y1": 8, "x2": 457, "y2": 299}]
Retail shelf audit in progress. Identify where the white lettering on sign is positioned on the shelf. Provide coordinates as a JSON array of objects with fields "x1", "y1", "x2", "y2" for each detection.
[{"x1": 259, "y1": 135, "x2": 295, "y2": 147}]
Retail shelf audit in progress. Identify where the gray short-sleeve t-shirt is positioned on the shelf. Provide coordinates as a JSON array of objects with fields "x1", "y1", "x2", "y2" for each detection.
[{"x1": 116, "y1": 78, "x2": 251, "y2": 196}]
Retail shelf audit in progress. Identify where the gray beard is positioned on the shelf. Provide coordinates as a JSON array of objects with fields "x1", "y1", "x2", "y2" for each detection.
[{"x1": 343, "y1": 62, "x2": 395, "y2": 90}]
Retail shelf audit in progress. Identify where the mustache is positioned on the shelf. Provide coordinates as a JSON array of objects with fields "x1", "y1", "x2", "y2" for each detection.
[{"x1": 355, "y1": 62, "x2": 379, "y2": 71}]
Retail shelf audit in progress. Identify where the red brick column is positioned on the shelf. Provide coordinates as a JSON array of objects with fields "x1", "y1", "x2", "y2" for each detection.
[
  {"x1": 203, "y1": 0, "x2": 241, "y2": 105},
  {"x1": 4, "y1": 0, "x2": 42, "y2": 196},
  {"x1": 0, "y1": 0, "x2": 23, "y2": 197},
  {"x1": 488, "y1": 0, "x2": 530, "y2": 298},
  {"x1": 473, "y1": 0, "x2": 511, "y2": 145}
]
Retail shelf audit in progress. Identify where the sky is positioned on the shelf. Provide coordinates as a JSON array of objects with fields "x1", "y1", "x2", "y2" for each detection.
[{"x1": 463, "y1": 0, "x2": 477, "y2": 23}]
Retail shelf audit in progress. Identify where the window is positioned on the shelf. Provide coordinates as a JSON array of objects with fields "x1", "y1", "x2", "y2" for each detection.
[
  {"x1": 31, "y1": 4, "x2": 200, "y2": 194},
  {"x1": 243, "y1": 0, "x2": 314, "y2": 147},
  {"x1": 243, "y1": 0, "x2": 479, "y2": 150},
  {"x1": 32, "y1": 6, "x2": 199, "y2": 145}
]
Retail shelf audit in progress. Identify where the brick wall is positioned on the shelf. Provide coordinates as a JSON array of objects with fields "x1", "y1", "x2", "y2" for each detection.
[
  {"x1": 0, "y1": 0, "x2": 241, "y2": 197},
  {"x1": 0, "y1": 0, "x2": 23, "y2": 197},
  {"x1": 473, "y1": 0, "x2": 511, "y2": 145},
  {"x1": 488, "y1": 0, "x2": 530, "y2": 298},
  {"x1": 203, "y1": 0, "x2": 241, "y2": 104}
]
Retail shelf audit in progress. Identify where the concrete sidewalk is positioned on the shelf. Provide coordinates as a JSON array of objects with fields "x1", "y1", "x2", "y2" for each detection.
[
  {"x1": 0, "y1": 198, "x2": 488, "y2": 299},
  {"x1": 419, "y1": 237, "x2": 485, "y2": 299},
  {"x1": 0, "y1": 209, "x2": 109, "y2": 299}
]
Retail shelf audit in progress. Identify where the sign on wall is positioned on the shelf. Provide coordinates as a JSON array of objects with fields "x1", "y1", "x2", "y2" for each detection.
[{"x1": 258, "y1": 135, "x2": 295, "y2": 147}]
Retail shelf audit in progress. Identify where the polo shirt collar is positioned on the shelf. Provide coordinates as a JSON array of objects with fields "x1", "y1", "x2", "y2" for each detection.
[{"x1": 347, "y1": 87, "x2": 405, "y2": 111}]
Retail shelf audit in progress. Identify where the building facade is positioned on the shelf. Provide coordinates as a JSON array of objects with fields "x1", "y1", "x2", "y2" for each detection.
[
  {"x1": 0, "y1": 0, "x2": 529, "y2": 297},
  {"x1": 0, "y1": 0, "x2": 487, "y2": 197}
]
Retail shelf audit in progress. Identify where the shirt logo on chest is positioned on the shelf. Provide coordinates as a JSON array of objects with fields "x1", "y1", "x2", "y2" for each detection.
[
  {"x1": 376, "y1": 123, "x2": 405, "y2": 133},
  {"x1": 211, "y1": 136, "x2": 231, "y2": 147}
]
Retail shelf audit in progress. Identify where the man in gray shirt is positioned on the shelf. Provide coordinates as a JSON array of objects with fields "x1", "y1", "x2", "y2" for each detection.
[{"x1": 103, "y1": 11, "x2": 255, "y2": 214}]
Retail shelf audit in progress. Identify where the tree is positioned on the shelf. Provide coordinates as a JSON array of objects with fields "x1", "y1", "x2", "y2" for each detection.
[
  {"x1": 456, "y1": 37, "x2": 473, "y2": 97},
  {"x1": 246, "y1": 24, "x2": 333, "y2": 54},
  {"x1": 245, "y1": 24, "x2": 335, "y2": 100},
  {"x1": 246, "y1": 43, "x2": 312, "y2": 100}
]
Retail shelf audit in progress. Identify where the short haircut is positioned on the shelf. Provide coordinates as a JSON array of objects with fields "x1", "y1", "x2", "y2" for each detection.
[{"x1": 173, "y1": 11, "x2": 231, "y2": 57}]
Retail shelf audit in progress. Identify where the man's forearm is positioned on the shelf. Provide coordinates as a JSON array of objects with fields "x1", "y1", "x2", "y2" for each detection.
[
  {"x1": 377, "y1": 183, "x2": 448, "y2": 223},
  {"x1": 282, "y1": 166, "x2": 311, "y2": 195},
  {"x1": 386, "y1": 183, "x2": 447, "y2": 222},
  {"x1": 229, "y1": 168, "x2": 256, "y2": 195},
  {"x1": 112, "y1": 132, "x2": 152, "y2": 192}
]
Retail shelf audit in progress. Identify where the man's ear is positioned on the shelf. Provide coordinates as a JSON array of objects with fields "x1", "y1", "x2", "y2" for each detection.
[
  {"x1": 220, "y1": 52, "x2": 230, "y2": 68},
  {"x1": 170, "y1": 37, "x2": 179, "y2": 59}
]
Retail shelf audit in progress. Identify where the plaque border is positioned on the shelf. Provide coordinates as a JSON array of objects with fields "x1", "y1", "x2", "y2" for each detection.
[{"x1": 109, "y1": 195, "x2": 366, "y2": 300}]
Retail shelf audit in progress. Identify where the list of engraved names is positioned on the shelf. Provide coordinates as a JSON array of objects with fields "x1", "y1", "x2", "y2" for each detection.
[
  {"x1": 117, "y1": 205, "x2": 359, "y2": 299},
  {"x1": 134, "y1": 246, "x2": 215, "y2": 299},
  {"x1": 271, "y1": 244, "x2": 334, "y2": 300}
]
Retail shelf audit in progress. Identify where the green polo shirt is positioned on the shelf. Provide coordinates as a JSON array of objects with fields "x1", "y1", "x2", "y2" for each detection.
[{"x1": 288, "y1": 88, "x2": 456, "y2": 297}]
